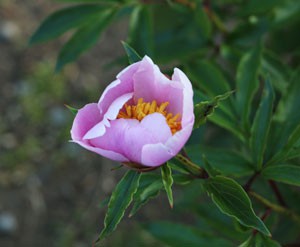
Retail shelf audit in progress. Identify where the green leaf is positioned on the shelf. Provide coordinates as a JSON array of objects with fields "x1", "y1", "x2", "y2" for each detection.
[
  {"x1": 186, "y1": 60, "x2": 231, "y2": 97},
  {"x1": 145, "y1": 221, "x2": 233, "y2": 247},
  {"x1": 267, "y1": 124, "x2": 300, "y2": 166},
  {"x1": 262, "y1": 165, "x2": 300, "y2": 186},
  {"x1": 235, "y1": 44, "x2": 262, "y2": 129},
  {"x1": 202, "y1": 155, "x2": 220, "y2": 177},
  {"x1": 98, "y1": 170, "x2": 141, "y2": 241},
  {"x1": 261, "y1": 50, "x2": 291, "y2": 93},
  {"x1": 56, "y1": 9, "x2": 115, "y2": 71},
  {"x1": 240, "y1": 0, "x2": 282, "y2": 15},
  {"x1": 186, "y1": 60, "x2": 235, "y2": 119},
  {"x1": 194, "y1": 2, "x2": 212, "y2": 39},
  {"x1": 172, "y1": 174, "x2": 193, "y2": 185},
  {"x1": 121, "y1": 41, "x2": 142, "y2": 64},
  {"x1": 250, "y1": 78, "x2": 274, "y2": 169},
  {"x1": 273, "y1": 0, "x2": 300, "y2": 26},
  {"x1": 161, "y1": 163, "x2": 174, "y2": 208},
  {"x1": 30, "y1": 4, "x2": 109, "y2": 44},
  {"x1": 204, "y1": 176, "x2": 270, "y2": 236},
  {"x1": 239, "y1": 233, "x2": 281, "y2": 247},
  {"x1": 208, "y1": 110, "x2": 245, "y2": 142},
  {"x1": 194, "y1": 91, "x2": 234, "y2": 129},
  {"x1": 151, "y1": 4, "x2": 209, "y2": 63},
  {"x1": 168, "y1": 161, "x2": 190, "y2": 175},
  {"x1": 194, "y1": 202, "x2": 249, "y2": 241},
  {"x1": 273, "y1": 69, "x2": 300, "y2": 150},
  {"x1": 127, "y1": 5, "x2": 154, "y2": 56},
  {"x1": 186, "y1": 146, "x2": 254, "y2": 177},
  {"x1": 64, "y1": 104, "x2": 78, "y2": 115},
  {"x1": 266, "y1": 69, "x2": 300, "y2": 162},
  {"x1": 283, "y1": 124, "x2": 300, "y2": 154},
  {"x1": 129, "y1": 175, "x2": 163, "y2": 217}
]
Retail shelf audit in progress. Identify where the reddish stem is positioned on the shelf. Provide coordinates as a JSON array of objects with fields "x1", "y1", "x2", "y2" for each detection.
[
  {"x1": 252, "y1": 208, "x2": 272, "y2": 236},
  {"x1": 243, "y1": 172, "x2": 260, "y2": 192},
  {"x1": 269, "y1": 180, "x2": 287, "y2": 207}
]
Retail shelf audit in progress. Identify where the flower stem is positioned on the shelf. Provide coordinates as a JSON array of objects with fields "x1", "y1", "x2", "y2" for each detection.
[
  {"x1": 175, "y1": 154, "x2": 208, "y2": 178},
  {"x1": 268, "y1": 180, "x2": 287, "y2": 207},
  {"x1": 243, "y1": 172, "x2": 260, "y2": 192},
  {"x1": 250, "y1": 191, "x2": 300, "y2": 224}
]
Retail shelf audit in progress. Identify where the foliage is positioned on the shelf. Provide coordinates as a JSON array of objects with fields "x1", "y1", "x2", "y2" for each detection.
[{"x1": 32, "y1": 0, "x2": 300, "y2": 246}]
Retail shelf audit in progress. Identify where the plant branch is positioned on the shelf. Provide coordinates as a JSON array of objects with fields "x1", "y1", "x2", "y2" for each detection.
[
  {"x1": 243, "y1": 172, "x2": 260, "y2": 192},
  {"x1": 268, "y1": 180, "x2": 287, "y2": 207},
  {"x1": 250, "y1": 191, "x2": 300, "y2": 225},
  {"x1": 203, "y1": 0, "x2": 227, "y2": 34},
  {"x1": 176, "y1": 154, "x2": 209, "y2": 179}
]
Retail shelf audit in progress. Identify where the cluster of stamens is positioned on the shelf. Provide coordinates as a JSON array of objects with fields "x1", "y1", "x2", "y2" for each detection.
[{"x1": 117, "y1": 98, "x2": 181, "y2": 134}]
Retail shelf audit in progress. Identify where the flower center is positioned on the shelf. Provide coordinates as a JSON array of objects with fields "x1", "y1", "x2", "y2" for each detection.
[{"x1": 117, "y1": 98, "x2": 181, "y2": 135}]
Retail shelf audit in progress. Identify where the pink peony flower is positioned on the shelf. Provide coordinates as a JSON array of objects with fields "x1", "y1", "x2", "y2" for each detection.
[{"x1": 71, "y1": 56, "x2": 194, "y2": 170}]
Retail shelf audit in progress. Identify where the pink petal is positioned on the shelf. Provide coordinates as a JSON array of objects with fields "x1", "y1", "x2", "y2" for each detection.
[
  {"x1": 89, "y1": 113, "x2": 172, "y2": 164},
  {"x1": 122, "y1": 113, "x2": 172, "y2": 163},
  {"x1": 98, "y1": 62, "x2": 139, "y2": 115},
  {"x1": 133, "y1": 56, "x2": 184, "y2": 117},
  {"x1": 172, "y1": 68, "x2": 194, "y2": 127},
  {"x1": 89, "y1": 118, "x2": 139, "y2": 155},
  {"x1": 71, "y1": 103, "x2": 101, "y2": 141},
  {"x1": 141, "y1": 122, "x2": 194, "y2": 167},
  {"x1": 83, "y1": 93, "x2": 133, "y2": 140},
  {"x1": 72, "y1": 140, "x2": 129, "y2": 162}
]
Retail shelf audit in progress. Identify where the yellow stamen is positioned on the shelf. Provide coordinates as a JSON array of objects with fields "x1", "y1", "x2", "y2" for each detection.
[{"x1": 117, "y1": 98, "x2": 181, "y2": 135}]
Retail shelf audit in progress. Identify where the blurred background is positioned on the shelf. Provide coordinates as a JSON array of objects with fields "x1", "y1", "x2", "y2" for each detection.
[
  {"x1": 0, "y1": 1, "x2": 169, "y2": 246},
  {"x1": 1, "y1": 0, "x2": 300, "y2": 246}
]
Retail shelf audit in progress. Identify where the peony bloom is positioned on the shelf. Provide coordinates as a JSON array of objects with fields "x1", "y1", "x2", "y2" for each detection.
[{"x1": 71, "y1": 56, "x2": 194, "y2": 170}]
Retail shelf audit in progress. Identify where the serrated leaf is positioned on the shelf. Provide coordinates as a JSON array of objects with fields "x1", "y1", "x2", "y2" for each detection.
[
  {"x1": 129, "y1": 173, "x2": 162, "y2": 217},
  {"x1": 98, "y1": 170, "x2": 141, "y2": 241},
  {"x1": 161, "y1": 163, "x2": 174, "y2": 208},
  {"x1": 129, "y1": 179, "x2": 163, "y2": 217},
  {"x1": 204, "y1": 176, "x2": 270, "y2": 236},
  {"x1": 239, "y1": 233, "x2": 281, "y2": 247},
  {"x1": 235, "y1": 44, "x2": 262, "y2": 129},
  {"x1": 56, "y1": 9, "x2": 115, "y2": 71},
  {"x1": 262, "y1": 165, "x2": 300, "y2": 186},
  {"x1": 127, "y1": 5, "x2": 153, "y2": 56},
  {"x1": 145, "y1": 221, "x2": 233, "y2": 247},
  {"x1": 30, "y1": 4, "x2": 109, "y2": 44},
  {"x1": 64, "y1": 104, "x2": 78, "y2": 115},
  {"x1": 121, "y1": 41, "x2": 142, "y2": 64},
  {"x1": 194, "y1": 91, "x2": 234, "y2": 129},
  {"x1": 250, "y1": 78, "x2": 274, "y2": 169}
]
